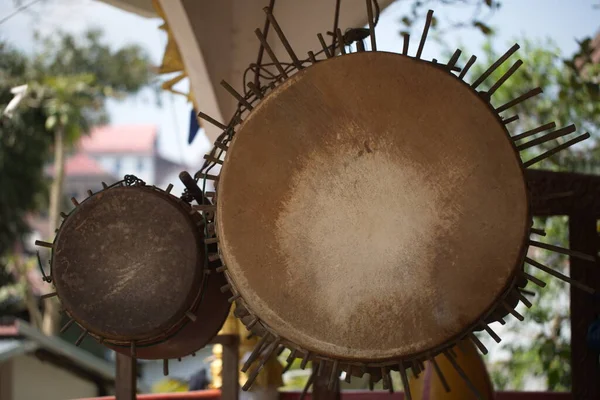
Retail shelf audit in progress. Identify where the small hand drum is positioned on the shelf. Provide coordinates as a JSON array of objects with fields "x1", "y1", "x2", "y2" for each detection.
[{"x1": 39, "y1": 180, "x2": 230, "y2": 360}]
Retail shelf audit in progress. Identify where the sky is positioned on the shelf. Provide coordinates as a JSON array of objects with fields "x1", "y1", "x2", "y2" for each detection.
[{"x1": 1, "y1": 0, "x2": 598, "y2": 171}]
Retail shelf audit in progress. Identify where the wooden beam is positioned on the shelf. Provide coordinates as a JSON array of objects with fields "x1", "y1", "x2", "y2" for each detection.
[
  {"x1": 115, "y1": 354, "x2": 136, "y2": 400},
  {"x1": 526, "y1": 170, "x2": 600, "y2": 217},
  {"x1": 312, "y1": 363, "x2": 340, "y2": 400},
  {"x1": 220, "y1": 334, "x2": 239, "y2": 400},
  {"x1": 209, "y1": 333, "x2": 238, "y2": 346},
  {"x1": 569, "y1": 214, "x2": 600, "y2": 399},
  {"x1": 158, "y1": 0, "x2": 226, "y2": 144},
  {"x1": 0, "y1": 359, "x2": 13, "y2": 400}
]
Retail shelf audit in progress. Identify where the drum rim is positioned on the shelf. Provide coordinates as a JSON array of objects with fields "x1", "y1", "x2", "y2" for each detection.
[
  {"x1": 52, "y1": 184, "x2": 207, "y2": 346},
  {"x1": 214, "y1": 51, "x2": 532, "y2": 365}
]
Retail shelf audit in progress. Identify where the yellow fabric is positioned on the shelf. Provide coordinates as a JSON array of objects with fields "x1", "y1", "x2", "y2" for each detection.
[
  {"x1": 151, "y1": 0, "x2": 200, "y2": 113},
  {"x1": 211, "y1": 306, "x2": 284, "y2": 390},
  {"x1": 409, "y1": 339, "x2": 495, "y2": 399},
  {"x1": 157, "y1": 36, "x2": 185, "y2": 74},
  {"x1": 152, "y1": 378, "x2": 189, "y2": 393}
]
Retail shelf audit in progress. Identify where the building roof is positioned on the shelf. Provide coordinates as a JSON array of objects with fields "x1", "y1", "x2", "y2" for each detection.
[
  {"x1": 0, "y1": 339, "x2": 38, "y2": 363},
  {"x1": 80, "y1": 125, "x2": 157, "y2": 155},
  {"x1": 0, "y1": 319, "x2": 149, "y2": 391},
  {"x1": 64, "y1": 153, "x2": 107, "y2": 176},
  {"x1": 45, "y1": 152, "x2": 114, "y2": 178},
  {"x1": 592, "y1": 32, "x2": 600, "y2": 64},
  {"x1": 575, "y1": 32, "x2": 600, "y2": 71},
  {"x1": 154, "y1": 155, "x2": 188, "y2": 188},
  {"x1": 0, "y1": 319, "x2": 114, "y2": 380}
]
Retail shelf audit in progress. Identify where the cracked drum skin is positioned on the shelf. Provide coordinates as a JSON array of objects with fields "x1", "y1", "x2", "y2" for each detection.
[{"x1": 217, "y1": 51, "x2": 529, "y2": 361}]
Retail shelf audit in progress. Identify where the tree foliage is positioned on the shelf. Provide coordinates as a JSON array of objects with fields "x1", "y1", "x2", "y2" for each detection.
[
  {"x1": 0, "y1": 42, "x2": 50, "y2": 262},
  {"x1": 1, "y1": 29, "x2": 154, "y2": 254},
  {"x1": 25, "y1": 29, "x2": 155, "y2": 145},
  {"x1": 464, "y1": 37, "x2": 599, "y2": 390},
  {"x1": 466, "y1": 37, "x2": 599, "y2": 170},
  {"x1": 397, "y1": 0, "x2": 501, "y2": 38}
]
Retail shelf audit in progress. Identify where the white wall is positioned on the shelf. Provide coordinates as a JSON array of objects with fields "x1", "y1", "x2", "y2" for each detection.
[
  {"x1": 93, "y1": 154, "x2": 156, "y2": 184},
  {"x1": 11, "y1": 355, "x2": 97, "y2": 400}
]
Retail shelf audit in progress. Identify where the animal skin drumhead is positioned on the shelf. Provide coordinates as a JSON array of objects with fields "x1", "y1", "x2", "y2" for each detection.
[
  {"x1": 52, "y1": 185, "x2": 205, "y2": 345},
  {"x1": 216, "y1": 51, "x2": 529, "y2": 361}
]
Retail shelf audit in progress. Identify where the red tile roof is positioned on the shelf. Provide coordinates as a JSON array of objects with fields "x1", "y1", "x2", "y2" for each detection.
[
  {"x1": 46, "y1": 153, "x2": 108, "y2": 177},
  {"x1": 66, "y1": 153, "x2": 107, "y2": 176},
  {"x1": 0, "y1": 324, "x2": 18, "y2": 336},
  {"x1": 80, "y1": 125, "x2": 157, "y2": 154},
  {"x1": 592, "y1": 32, "x2": 600, "y2": 64}
]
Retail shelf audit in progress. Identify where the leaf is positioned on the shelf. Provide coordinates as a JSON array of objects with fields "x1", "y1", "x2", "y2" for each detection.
[
  {"x1": 473, "y1": 21, "x2": 493, "y2": 35},
  {"x1": 401, "y1": 16, "x2": 412, "y2": 27},
  {"x1": 484, "y1": 0, "x2": 493, "y2": 7},
  {"x1": 45, "y1": 115, "x2": 56, "y2": 131},
  {"x1": 576, "y1": 37, "x2": 592, "y2": 54},
  {"x1": 103, "y1": 86, "x2": 114, "y2": 97}
]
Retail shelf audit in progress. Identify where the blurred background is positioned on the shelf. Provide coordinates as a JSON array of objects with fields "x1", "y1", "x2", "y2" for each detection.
[{"x1": 0, "y1": 0, "x2": 598, "y2": 399}]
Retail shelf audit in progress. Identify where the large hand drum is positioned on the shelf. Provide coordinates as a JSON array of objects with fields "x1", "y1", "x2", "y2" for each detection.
[
  {"x1": 217, "y1": 52, "x2": 528, "y2": 362},
  {"x1": 197, "y1": 6, "x2": 593, "y2": 395}
]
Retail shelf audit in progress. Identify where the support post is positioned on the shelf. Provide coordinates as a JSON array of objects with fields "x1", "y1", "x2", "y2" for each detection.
[
  {"x1": 312, "y1": 364, "x2": 340, "y2": 400},
  {"x1": 115, "y1": 354, "x2": 137, "y2": 400},
  {"x1": 569, "y1": 214, "x2": 600, "y2": 399},
  {"x1": 220, "y1": 334, "x2": 240, "y2": 400}
]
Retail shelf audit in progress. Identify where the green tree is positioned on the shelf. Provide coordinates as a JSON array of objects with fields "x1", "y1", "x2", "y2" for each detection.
[
  {"x1": 0, "y1": 43, "x2": 50, "y2": 325},
  {"x1": 463, "y1": 37, "x2": 599, "y2": 390},
  {"x1": 0, "y1": 29, "x2": 155, "y2": 334},
  {"x1": 397, "y1": 0, "x2": 501, "y2": 38},
  {"x1": 0, "y1": 42, "x2": 49, "y2": 265}
]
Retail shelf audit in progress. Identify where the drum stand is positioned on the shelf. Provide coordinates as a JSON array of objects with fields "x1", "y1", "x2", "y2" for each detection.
[
  {"x1": 528, "y1": 169, "x2": 600, "y2": 399},
  {"x1": 115, "y1": 354, "x2": 136, "y2": 400},
  {"x1": 312, "y1": 366, "x2": 341, "y2": 400}
]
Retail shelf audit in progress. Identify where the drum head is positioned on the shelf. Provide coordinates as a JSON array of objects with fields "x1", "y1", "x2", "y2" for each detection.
[
  {"x1": 109, "y1": 272, "x2": 231, "y2": 359},
  {"x1": 217, "y1": 52, "x2": 529, "y2": 361},
  {"x1": 53, "y1": 185, "x2": 205, "y2": 343}
]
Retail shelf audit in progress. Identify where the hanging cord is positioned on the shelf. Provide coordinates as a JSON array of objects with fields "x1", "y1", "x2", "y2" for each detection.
[
  {"x1": 0, "y1": 0, "x2": 43, "y2": 26},
  {"x1": 193, "y1": 0, "x2": 380, "y2": 181},
  {"x1": 331, "y1": 0, "x2": 342, "y2": 51},
  {"x1": 254, "y1": 0, "x2": 277, "y2": 88}
]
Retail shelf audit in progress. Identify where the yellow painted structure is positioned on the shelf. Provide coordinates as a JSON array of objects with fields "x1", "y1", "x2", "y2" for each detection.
[
  {"x1": 210, "y1": 306, "x2": 283, "y2": 390},
  {"x1": 409, "y1": 339, "x2": 495, "y2": 399}
]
